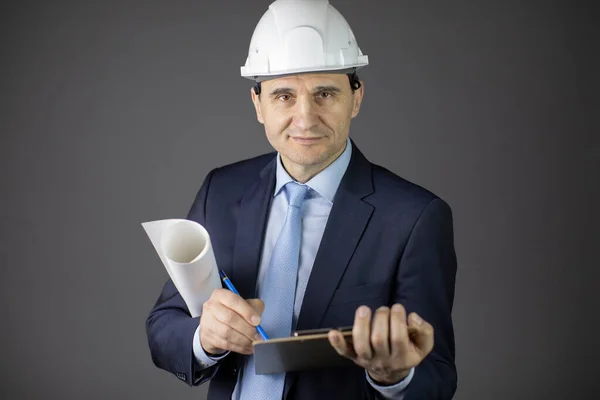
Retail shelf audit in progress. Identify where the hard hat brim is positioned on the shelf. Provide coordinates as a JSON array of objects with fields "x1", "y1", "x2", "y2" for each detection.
[{"x1": 241, "y1": 60, "x2": 368, "y2": 82}]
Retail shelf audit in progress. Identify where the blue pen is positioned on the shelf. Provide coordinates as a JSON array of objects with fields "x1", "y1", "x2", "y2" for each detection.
[{"x1": 218, "y1": 270, "x2": 269, "y2": 341}]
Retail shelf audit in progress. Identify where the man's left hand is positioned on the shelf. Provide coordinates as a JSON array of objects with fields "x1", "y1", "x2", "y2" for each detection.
[{"x1": 328, "y1": 304, "x2": 434, "y2": 385}]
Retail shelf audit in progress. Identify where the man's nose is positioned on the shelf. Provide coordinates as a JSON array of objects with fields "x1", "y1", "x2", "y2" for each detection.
[{"x1": 291, "y1": 96, "x2": 319, "y2": 131}]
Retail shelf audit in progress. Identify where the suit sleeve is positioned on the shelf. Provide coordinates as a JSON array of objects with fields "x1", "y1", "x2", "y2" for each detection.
[
  {"x1": 372, "y1": 197, "x2": 458, "y2": 399},
  {"x1": 145, "y1": 168, "x2": 226, "y2": 387}
]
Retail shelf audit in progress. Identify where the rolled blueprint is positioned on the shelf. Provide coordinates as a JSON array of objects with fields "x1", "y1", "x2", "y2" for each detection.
[{"x1": 142, "y1": 219, "x2": 221, "y2": 317}]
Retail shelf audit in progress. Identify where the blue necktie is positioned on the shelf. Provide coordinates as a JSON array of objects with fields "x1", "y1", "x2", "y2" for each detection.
[{"x1": 239, "y1": 182, "x2": 309, "y2": 400}]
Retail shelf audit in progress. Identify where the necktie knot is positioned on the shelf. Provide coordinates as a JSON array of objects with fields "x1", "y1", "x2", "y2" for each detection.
[{"x1": 286, "y1": 182, "x2": 309, "y2": 208}]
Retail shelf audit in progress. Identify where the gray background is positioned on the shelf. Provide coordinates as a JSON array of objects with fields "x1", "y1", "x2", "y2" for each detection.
[{"x1": 1, "y1": 1, "x2": 597, "y2": 399}]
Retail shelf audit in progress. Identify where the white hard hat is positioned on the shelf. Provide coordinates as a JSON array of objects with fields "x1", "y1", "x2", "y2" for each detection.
[{"x1": 240, "y1": 0, "x2": 369, "y2": 81}]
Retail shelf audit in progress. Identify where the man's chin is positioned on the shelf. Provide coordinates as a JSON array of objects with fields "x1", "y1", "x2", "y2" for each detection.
[{"x1": 286, "y1": 152, "x2": 331, "y2": 169}]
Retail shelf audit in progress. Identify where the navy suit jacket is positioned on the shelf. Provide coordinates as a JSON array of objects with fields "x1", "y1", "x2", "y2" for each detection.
[{"x1": 146, "y1": 142, "x2": 458, "y2": 399}]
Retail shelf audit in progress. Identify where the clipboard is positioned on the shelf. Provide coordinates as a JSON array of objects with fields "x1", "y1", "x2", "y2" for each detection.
[{"x1": 252, "y1": 327, "x2": 355, "y2": 374}]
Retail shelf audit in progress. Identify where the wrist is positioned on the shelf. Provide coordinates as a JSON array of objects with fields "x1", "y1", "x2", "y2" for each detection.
[
  {"x1": 199, "y1": 337, "x2": 227, "y2": 357},
  {"x1": 205, "y1": 349, "x2": 227, "y2": 357},
  {"x1": 368, "y1": 369, "x2": 411, "y2": 386},
  {"x1": 201, "y1": 343, "x2": 227, "y2": 358}
]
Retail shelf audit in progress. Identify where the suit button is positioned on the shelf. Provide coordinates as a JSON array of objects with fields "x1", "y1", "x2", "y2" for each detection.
[{"x1": 232, "y1": 368, "x2": 238, "y2": 376}]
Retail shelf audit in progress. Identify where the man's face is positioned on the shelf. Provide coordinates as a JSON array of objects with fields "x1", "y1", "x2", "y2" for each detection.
[{"x1": 251, "y1": 73, "x2": 363, "y2": 181}]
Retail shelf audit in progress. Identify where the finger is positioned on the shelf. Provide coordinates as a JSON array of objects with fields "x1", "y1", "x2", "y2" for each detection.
[
  {"x1": 199, "y1": 305, "x2": 257, "y2": 353},
  {"x1": 389, "y1": 303, "x2": 409, "y2": 357},
  {"x1": 353, "y1": 306, "x2": 373, "y2": 360},
  {"x1": 371, "y1": 306, "x2": 391, "y2": 356},
  {"x1": 199, "y1": 321, "x2": 251, "y2": 355},
  {"x1": 206, "y1": 319, "x2": 255, "y2": 354},
  {"x1": 408, "y1": 312, "x2": 435, "y2": 356},
  {"x1": 213, "y1": 288, "x2": 262, "y2": 326},
  {"x1": 328, "y1": 330, "x2": 356, "y2": 359},
  {"x1": 247, "y1": 298, "x2": 265, "y2": 316},
  {"x1": 199, "y1": 325, "x2": 225, "y2": 355},
  {"x1": 203, "y1": 326, "x2": 254, "y2": 355},
  {"x1": 205, "y1": 300, "x2": 260, "y2": 342}
]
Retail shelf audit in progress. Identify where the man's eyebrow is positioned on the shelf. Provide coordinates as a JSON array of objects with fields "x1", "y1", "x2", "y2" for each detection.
[
  {"x1": 313, "y1": 85, "x2": 341, "y2": 94},
  {"x1": 269, "y1": 85, "x2": 342, "y2": 97},
  {"x1": 269, "y1": 87, "x2": 295, "y2": 97}
]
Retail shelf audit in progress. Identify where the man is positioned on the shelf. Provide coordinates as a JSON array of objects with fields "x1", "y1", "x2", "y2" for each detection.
[{"x1": 146, "y1": 0, "x2": 457, "y2": 399}]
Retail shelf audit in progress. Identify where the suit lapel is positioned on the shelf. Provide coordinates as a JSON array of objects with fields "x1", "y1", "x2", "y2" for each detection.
[
  {"x1": 231, "y1": 157, "x2": 277, "y2": 299},
  {"x1": 295, "y1": 142, "x2": 375, "y2": 330}
]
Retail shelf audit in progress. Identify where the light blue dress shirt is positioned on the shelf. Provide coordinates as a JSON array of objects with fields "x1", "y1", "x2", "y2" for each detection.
[{"x1": 193, "y1": 138, "x2": 414, "y2": 398}]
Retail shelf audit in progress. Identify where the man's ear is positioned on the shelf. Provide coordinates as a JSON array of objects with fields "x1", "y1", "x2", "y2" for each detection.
[
  {"x1": 351, "y1": 80, "x2": 364, "y2": 118},
  {"x1": 251, "y1": 87, "x2": 264, "y2": 124}
]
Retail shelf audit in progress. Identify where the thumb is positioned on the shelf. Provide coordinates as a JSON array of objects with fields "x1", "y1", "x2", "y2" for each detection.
[
  {"x1": 408, "y1": 313, "x2": 435, "y2": 356},
  {"x1": 247, "y1": 298, "x2": 265, "y2": 315}
]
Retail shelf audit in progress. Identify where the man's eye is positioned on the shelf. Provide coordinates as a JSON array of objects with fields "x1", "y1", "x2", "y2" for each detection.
[
  {"x1": 277, "y1": 94, "x2": 291, "y2": 101},
  {"x1": 317, "y1": 92, "x2": 332, "y2": 99}
]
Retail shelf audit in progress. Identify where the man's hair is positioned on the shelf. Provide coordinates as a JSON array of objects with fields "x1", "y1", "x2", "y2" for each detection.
[{"x1": 253, "y1": 71, "x2": 362, "y2": 96}]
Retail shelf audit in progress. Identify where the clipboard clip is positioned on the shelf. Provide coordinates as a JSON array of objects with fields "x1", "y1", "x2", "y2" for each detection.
[
  {"x1": 293, "y1": 326, "x2": 353, "y2": 337},
  {"x1": 293, "y1": 325, "x2": 418, "y2": 339}
]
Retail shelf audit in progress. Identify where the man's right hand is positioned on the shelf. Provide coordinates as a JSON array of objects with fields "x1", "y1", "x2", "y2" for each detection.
[{"x1": 199, "y1": 288, "x2": 265, "y2": 356}]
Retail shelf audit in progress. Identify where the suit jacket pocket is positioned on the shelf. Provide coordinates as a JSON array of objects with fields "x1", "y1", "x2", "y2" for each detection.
[{"x1": 329, "y1": 282, "x2": 386, "y2": 306}]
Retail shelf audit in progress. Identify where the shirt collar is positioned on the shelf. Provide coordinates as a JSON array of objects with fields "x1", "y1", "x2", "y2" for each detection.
[{"x1": 274, "y1": 138, "x2": 352, "y2": 204}]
